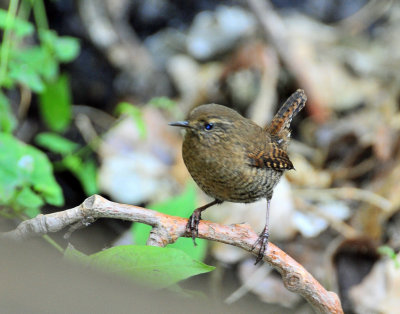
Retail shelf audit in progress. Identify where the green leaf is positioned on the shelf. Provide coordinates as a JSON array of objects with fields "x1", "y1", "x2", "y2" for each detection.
[
  {"x1": 115, "y1": 102, "x2": 147, "y2": 139},
  {"x1": 79, "y1": 159, "x2": 98, "y2": 195},
  {"x1": 40, "y1": 54, "x2": 58, "y2": 81},
  {"x1": 8, "y1": 60, "x2": 45, "y2": 93},
  {"x1": 39, "y1": 30, "x2": 80, "y2": 63},
  {"x1": 0, "y1": 91, "x2": 17, "y2": 133},
  {"x1": 35, "y1": 132, "x2": 79, "y2": 155},
  {"x1": 378, "y1": 245, "x2": 400, "y2": 268},
  {"x1": 54, "y1": 36, "x2": 80, "y2": 62},
  {"x1": 24, "y1": 150, "x2": 63, "y2": 207},
  {"x1": 14, "y1": 187, "x2": 42, "y2": 218},
  {"x1": 148, "y1": 97, "x2": 176, "y2": 110},
  {"x1": 378, "y1": 245, "x2": 396, "y2": 258},
  {"x1": 24, "y1": 206, "x2": 41, "y2": 219},
  {"x1": 168, "y1": 283, "x2": 208, "y2": 298},
  {"x1": 132, "y1": 224, "x2": 207, "y2": 262},
  {"x1": 149, "y1": 183, "x2": 197, "y2": 216},
  {"x1": 169, "y1": 237, "x2": 207, "y2": 261},
  {"x1": 39, "y1": 74, "x2": 72, "y2": 132},
  {"x1": 64, "y1": 244, "x2": 90, "y2": 265},
  {"x1": 15, "y1": 186, "x2": 44, "y2": 209},
  {"x1": 11, "y1": 46, "x2": 58, "y2": 82},
  {"x1": 0, "y1": 133, "x2": 64, "y2": 210},
  {"x1": 132, "y1": 183, "x2": 207, "y2": 261},
  {"x1": 39, "y1": 29, "x2": 57, "y2": 46},
  {"x1": 0, "y1": 8, "x2": 34, "y2": 37},
  {"x1": 89, "y1": 245, "x2": 214, "y2": 288},
  {"x1": 63, "y1": 155, "x2": 99, "y2": 195},
  {"x1": 0, "y1": 74, "x2": 14, "y2": 88}
]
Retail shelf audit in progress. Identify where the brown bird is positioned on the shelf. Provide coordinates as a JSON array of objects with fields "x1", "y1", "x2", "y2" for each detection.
[{"x1": 170, "y1": 89, "x2": 307, "y2": 264}]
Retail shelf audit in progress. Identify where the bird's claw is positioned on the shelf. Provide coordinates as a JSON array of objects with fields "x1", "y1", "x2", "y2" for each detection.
[
  {"x1": 186, "y1": 210, "x2": 201, "y2": 246},
  {"x1": 251, "y1": 229, "x2": 269, "y2": 265}
]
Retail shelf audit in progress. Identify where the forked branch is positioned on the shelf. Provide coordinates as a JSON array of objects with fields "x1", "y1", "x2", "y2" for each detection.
[{"x1": 1, "y1": 195, "x2": 343, "y2": 313}]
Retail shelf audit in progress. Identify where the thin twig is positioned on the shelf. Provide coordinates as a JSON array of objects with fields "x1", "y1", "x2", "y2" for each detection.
[
  {"x1": 75, "y1": 113, "x2": 99, "y2": 151},
  {"x1": 336, "y1": 0, "x2": 393, "y2": 35},
  {"x1": 294, "y1": 197, "x2": 358, "y2": 239},
  {"x1": 0, "y1": 0, "x2": 19, "y2": 85},
  {"x1": 1, "y1": 194, "x2": 343, "y2": 313},
  {"x1": 293, "y1": 187, "x2": 392, "y2": 212},
  {"x1": 225, "y1": 263, "x2": 272, "y2": 304}
]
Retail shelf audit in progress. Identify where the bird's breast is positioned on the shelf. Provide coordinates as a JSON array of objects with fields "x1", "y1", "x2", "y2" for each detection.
[{"x1": 182, "y1": 134, "x2": 278, "y2": 202}]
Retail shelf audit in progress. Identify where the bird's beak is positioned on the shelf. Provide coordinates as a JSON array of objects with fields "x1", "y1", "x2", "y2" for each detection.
[{"x1": 169, "y1": 121, "x2": 190, "y2": 128}]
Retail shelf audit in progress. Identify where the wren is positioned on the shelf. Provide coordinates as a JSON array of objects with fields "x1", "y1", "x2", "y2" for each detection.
[{"x1": 170, "y1": 89, "x2": 307, "y2": 264}]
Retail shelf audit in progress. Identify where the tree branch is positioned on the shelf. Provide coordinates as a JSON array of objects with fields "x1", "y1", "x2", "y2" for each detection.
[{"x1": 1, "y1": 195, "x2": 343, "y2": 313}]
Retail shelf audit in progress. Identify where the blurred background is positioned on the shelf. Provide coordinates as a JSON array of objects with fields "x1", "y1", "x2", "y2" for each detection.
[{"x1": 1, "y1": 0, "x2": 400, "y2": 313}]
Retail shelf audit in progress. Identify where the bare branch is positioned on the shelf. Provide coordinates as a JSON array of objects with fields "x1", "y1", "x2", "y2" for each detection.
[{"x1": 1, "y1": 195, "x2": 343, "y2": 313}]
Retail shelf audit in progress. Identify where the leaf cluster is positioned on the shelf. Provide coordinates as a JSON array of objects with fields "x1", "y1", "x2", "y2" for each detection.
[{"x1": 0, "y1": 1, "x2": 212, "y2": 291}]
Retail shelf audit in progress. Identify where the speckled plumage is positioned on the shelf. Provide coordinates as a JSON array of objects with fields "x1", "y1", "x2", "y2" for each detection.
[
  {"x1": 170, "y1": 89, "x2": 307, "y2": 264},
  {"x1": 182, "y1": 104, "x2": 284, "y2": 203}
]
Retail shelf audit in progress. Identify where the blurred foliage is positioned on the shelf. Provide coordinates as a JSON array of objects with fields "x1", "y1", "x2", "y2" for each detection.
[
  {"x1": 38, "y1": 74, "x2": 72, "y2": 132},
  {"x1": 0, "y1": 133, "x2": 63, "y2": 218},
  {"x1": 115, "y1": 102, "x2": 147, "y2": 139},
  {"x1": 0, "y1": 0, "x2": 102, "y2": 216},
  {"x1": 0, "y1": 5, "x2": 79, "y2": 92},
  {"x1": 65, "y1": 245, "x2": 214, "y2": 289},
  {"x1": 148, "y1": 96, "x2": 177, "y2": 110},
  {"x1": 0, "y1": 91, "x2": 16, "y2": 133},
  {"x1": 0, "y1": 8, "x2": 33, "y2": 37},
  {"x1": 0, "y1": 0, "x2": 81, "y2": 218},
  {"x1": 6, "y1": 30, "x2": 79, "y2": 93},
  {"x1": 378, "y1": 246, "x2": 400, "y2": 269},
  {"x1": 34, "y1": 131, "x2": 99, "y2": 196},
  {"x1": 35, "y1": 132, "x2": 79, "y2": 155},
  {"x1": 0, "y1": 1, "x2": 208, "y2": 292},
  {"x1": 115, "y1": 97, "x2": 177, "y2": 139},
  {"x1": 62, "y1": 155, "x2": 98, "y2": 196}
]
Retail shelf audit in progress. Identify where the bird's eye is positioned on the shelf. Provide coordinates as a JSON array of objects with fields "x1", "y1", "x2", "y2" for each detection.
[{"x1": 204, "y1": 123, "x2": 214, "y2": 131}]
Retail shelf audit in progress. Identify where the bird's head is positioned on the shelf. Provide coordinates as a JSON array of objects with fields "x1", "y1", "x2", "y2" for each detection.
[{"x1": 169, "y1": 104, "x2": 244, "y2": 144}]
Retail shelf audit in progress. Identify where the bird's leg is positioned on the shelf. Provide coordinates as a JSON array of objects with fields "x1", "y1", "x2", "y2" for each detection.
[
  {"x1": 187, "y1": 199, "x2": 222, "y2": 245},
  {"x1": 252, "y1": 198, "x2": 271, "y2": 264}
]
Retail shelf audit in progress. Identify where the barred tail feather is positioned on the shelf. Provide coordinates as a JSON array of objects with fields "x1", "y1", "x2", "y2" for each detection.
[{"x1": 266, "y1": 89, "x2": 307, "y2": 135}]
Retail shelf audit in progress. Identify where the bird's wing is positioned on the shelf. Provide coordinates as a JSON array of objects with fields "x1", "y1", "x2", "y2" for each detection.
[{"x1": 248, "y1": 143, "x2": 294, "y2": 170}]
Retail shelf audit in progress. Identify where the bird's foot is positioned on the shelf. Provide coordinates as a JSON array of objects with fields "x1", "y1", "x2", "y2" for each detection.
[
  {"x1": 186, "y1": 210, "x2": 202, "y2": 246},
  {"x1": 251, "y1": 228, "x2": 269, "y2": 265}
]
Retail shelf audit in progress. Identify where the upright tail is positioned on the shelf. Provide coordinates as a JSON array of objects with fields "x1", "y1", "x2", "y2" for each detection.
[{"x1": 266, "y1": 89, "x2": 307, "y2": 136}]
